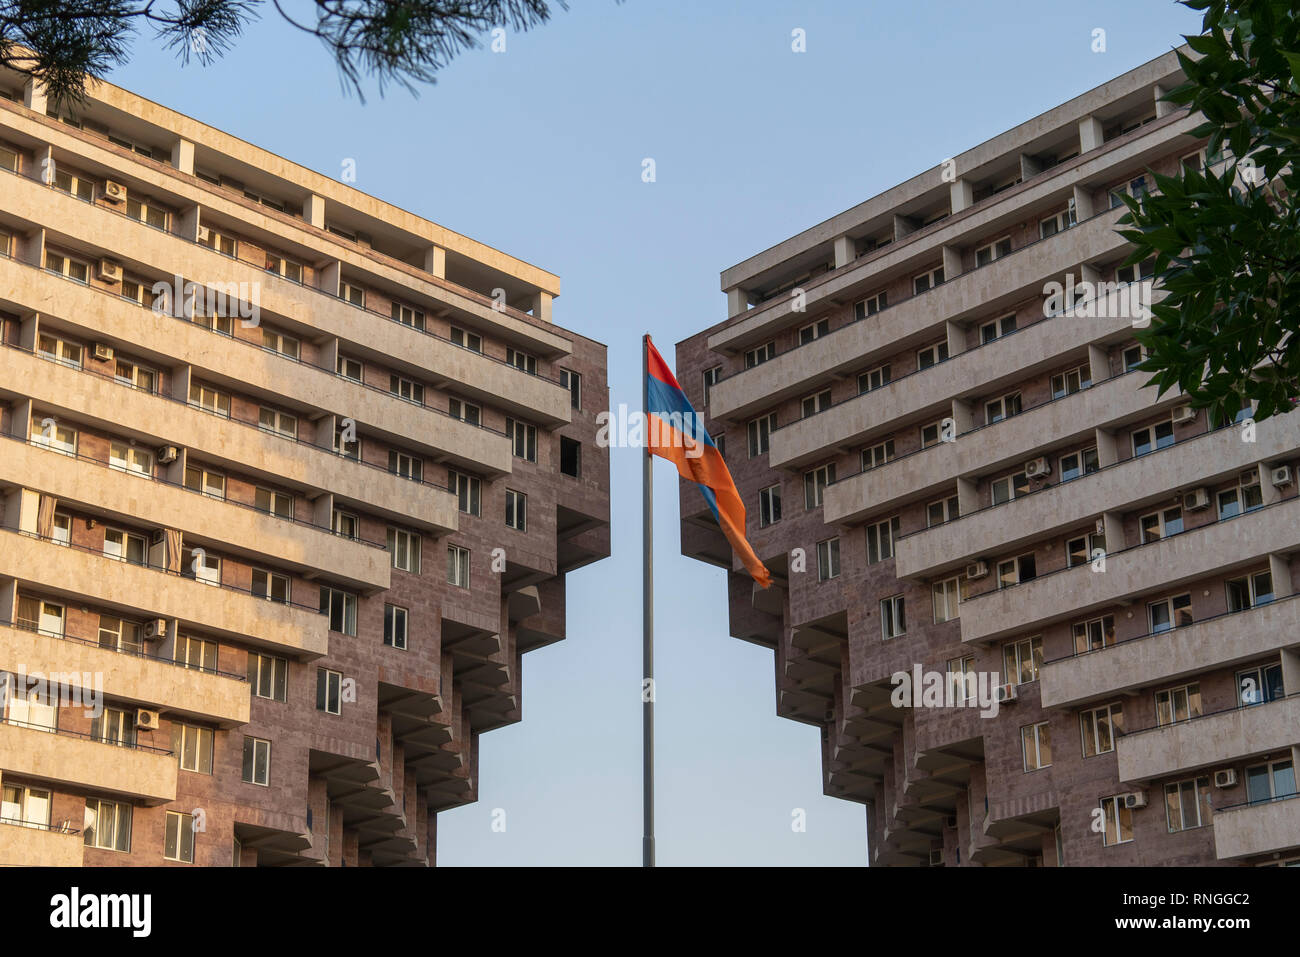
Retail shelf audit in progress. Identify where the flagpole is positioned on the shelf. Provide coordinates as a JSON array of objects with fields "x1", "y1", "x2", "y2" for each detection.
[{"x1": 642, "y1": 333, "x2": 655, "y2": 868}]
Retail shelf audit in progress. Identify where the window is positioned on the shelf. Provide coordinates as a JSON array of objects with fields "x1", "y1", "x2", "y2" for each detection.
[
  {"x1": 1148, "y1": 594, "x2": 1192, "y2": 634},
  {"x1": 505, "y1": 489, "x2": 527, "y2": 531},
  {"x1": 803, "y1": 464, "x2": 835, "y2": 509},
  {"x1": 506, "y1": 348, "x2": 537, "y2": 375},
  {"x1": 242, "y1": 736, "x2": 271, "y2": 786},
  {"x1": 861, "y1": 440, "x2": 894, "y2": 472},
  {"x1": 926, "y1": 496, "x2": 959, "y2": 527},
  {"x1": 758, "y1": 484, "x2": 782, "y2": 527},
  {"x1": 1116, "y1": 258, "x2": 1156, "y2": 285},
  {"x1": 258, "y1": 407, "x2": 298, "y2": 440},
  {"x1": 975, "y1": 237, "x2": 1012, "y2": 268},
  {"x1": 113, "y1": 358, "x2": 157, "y2": 393},
  {"x1": 249, "y1": 653, "x2": 288, "y2": 702},
  {"x1": 1225, "y1": 571, "x2": 1274, "y2": 615},
  {"x1": 199, "y1": 227, "x2": 237, "y2": 258},
  {"x1": 448, "y1": 397, "x2": 482, "y2": 426},
  {"x1": 1081, "y1": 702, "x2": 1124, "y2": 757},
  {"x1": 173, "y1": 723, "x2": 214, "y2": 774},
  {"x1": 384, "y1": 605, "x2": 409, "y2": 650},
  {"x1": 1138, "y1": 507, "x2": 1183, "y2": 544},
  {"x1": 801, "y1": 389, "x2": 831, "y2": 418},
  {"x1": 985, "y1": 391, "x2": 1022, "y2": 424},
  {"x1": 1066, "y1": 532, "x2": 1105, "y2": 568},
  {"x1": 243, "y1": 187, "x2": 287, "y2": 212},
  {"x1": 316, "y1": 669, "x2": 343, "y2": 714},
  {"x1": 0, "y1": 143, "x2": 16, "y2": 172},
  {"x1": 1004, "y1": 636, "x2": 1043, "y2": 686},
  {"x1": 326, "y1": 421, "x2": 357, "y2": 460},
  {"x1": 120, "y1": 276, "x2": 162, "y2": 309},
  {"x1": 1110, "y1": 175, "x2": 1150, "y2": 209},
  {"x1": 332, "y1": 509, "x2": 359, "y2": 540},
  {"x1": 947, "y1": 656, "x2": 977, "y2": 705},
  {"x1": 255, "y1": 487, "x2": 294, "y2": 519},
  {"x1": 266, "y1": 254, "x2": 304, "y2": 284},
  {"x1": 560, "y1": 437, "x2": 581, "y2": 477},
  {"x1": 37, "y1": 333, "x2": 84, "y2": 368},
  {"x1": 979, "y1": 313, "x2": 1017, "y2": 344},
  {"x1": 932, "y1": 576, "x2": 967, "y2": 623},
  {"x1": 867, "y1": 516, "x2": 900, "y2": 564},
  {"x1": 183, "y1": 466, "x2": 225, "y2": 500},
  {"x1": 881, "y1": 595, "x2": 906, "y2": 639},
  {"x1": 16, "y1": 596, "x2": 64, "y2": 637},
  {"x1": 1218, "y1": 473, "x2": 1264, "y2": 520},
  {"x1": 2, "y1": 784, "x2": 51, "y2": 830},
  {"x1": 98, "y1": 615, "x2": 143, "y2": 655},
  {"x1": 560, "y1": 369, "x2": 582, "y2": 410},
  {"x1": 991, "y1": 472, "x2": 1029, "y2": 505},
  {"x1": 388, "y1": 450, "x2": 423, "y2": 482},
  {"x1": 1099, "y1": 796, "x2": 1133, "y2": 846},
  {"x1": 164, "y1": 811, "x2": 196, "y2": 863},
  {"x1": 854, "y1": 292, "x2": 887, "y2": 320},
  {"x1": 109, "y1": 442, "x2": 152, "y2": 477},
  {"x1": 1022, "y1": 722, "x2": 1052, "y2": 771},
  {"x1": 744, "y1": 341, "x2": 775, "y2": 368},
  {"x1": 1039, "y1": 206, "x2": 1077, "y2": 238},
  {"x1": 1155, "y1": 683, "x2": 1202, "y2": 726},
  {"x1": 747, "y1": 413, "x2": 777, "y2": 457},
  {"x1": 920, "y1": 420, "x2": 948, "y2": 449},
  {"x1": 798, "y1": 318, "x2": 830, "y2": 345},
  {"x1": 1072, "y1": 615, "x2": 1116, "y2": 654},
  {"x1": 701, "y1": 367, "x2": 721, "y2": 406},
  {"x1": 44, "y1": 250, "x2": 89, "y2": 284},
  {"x1": 1131, "y1": 420, "x2": 1174, "y2": 457},
  {"x1": 336, "y1": 355, "x2": 363, "y2": 382},
  {"x1": 447, "y1": 545, "x2": 470, "y2": 588},
  {"x1": 51, "y1": 512, "x2": 71, "y2": 547},
  {"x1": 175, "y1": 635, "x2": 218, "y2": 672},
  {"x1": 506, "y1": 418, "x2": 538, "y2": 462},
  {"x1": 182, "y1": 547, "x2": 221, "y2": 586},
  {"x1": 450, "y1": 326, "x2": 482, "y2": 353},
  {"x1": 0, "y1": 227, "x2": 10, "y2": 258},
  {"x1": 84, "y1": 799, "x2": 131, "y2": 852},
  {"x1": 320, "y1": 588, "x2": 358, "y2": 635},
  {"x1": 1123, "y1": 345, "x2": 1147, "y2": 372},
  {"x1": 1245, "y1": 759, "x2": 1297, "y2": 805},
  {"x1": 93, "y1": 707, "x2": 136, "y2": 748},
  {"x1": 52, "y1": 168, "x2": 94, "y2": 201},
  {"x1": 252, "y1": 568, "x2": 291, "y2": 604},
  {"x1": 392, "y1": 302, "x2": 425, "y2": 330},
  {"x1": 816, "y1": 538, "x2": 840, "y2": 581},
  {"x1": 913, "y1": 266, "x2": 944, "y2": 294},
  {"x1": 997, "y1": 554, "x2": 1037, "y2": 589},
  {"x1": 387, "y1": 375, "x2": 425, "y2": 407},
  {"x1": 1059, "y1": 448, "x2": 1099, "y2": 483},
  {"x1": 103, "y1": 528, "x2": 148, "y2": 565},
  {"x1": 189, "y1": 297, "x2": 234, "y2": 335},
  {"x1": 1051, "y1": 365, "x2": 1091, "y2": 399},
  {"x1": 189, "y1": 382, "x2": 231, "y2": 417},
  {"x1": 858, "y1": 364, "x2": 891, "y2": 394},
  {"x1": 916, "y1": 341, "x2": 948, "y2": 370},
  {"x1": 387, "y1": 527, "x2": 421, "y2": 572},
  {"x1": 1237, "y1": 663, "x2": 1284, "y2": 707},
  {"x1": 1165, "y1": 777, "x2": 1213, "y2": 832},
  {"x1": 30, "y1": 417, "x2": 77, "y2": 456},
  {"x1": 451, "y1": 471, "x2": 482, "y2": 516}
]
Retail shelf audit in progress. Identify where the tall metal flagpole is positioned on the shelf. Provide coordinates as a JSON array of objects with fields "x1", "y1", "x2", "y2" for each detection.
[{"x1": 642, "y1": 333, "x2": 655, "y2": 868}]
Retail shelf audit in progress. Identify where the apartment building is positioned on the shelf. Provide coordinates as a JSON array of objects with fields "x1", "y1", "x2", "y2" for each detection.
[
  {"x1": 677, "y1": 48, "x2": 1300, "y2": 866},
  {"x1": 0, "y1": 69, "x2": 609, "y2": 865}
]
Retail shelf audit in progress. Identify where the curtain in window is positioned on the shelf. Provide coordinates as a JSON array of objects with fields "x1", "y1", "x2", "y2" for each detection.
[
  {"x1": 165, "y1": 528, "x2": 183, "y2": 573},
  {"x1": 36, "y1": 495, "x2": 56, "y2": 539}
]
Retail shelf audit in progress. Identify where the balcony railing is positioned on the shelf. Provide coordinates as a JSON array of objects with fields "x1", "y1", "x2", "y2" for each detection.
[
  {"x1": 1215, "y1": 789, "x2": 1300, "y2": 815},
  {"x1": 0, "y1": 816, "x2": 80, "y2": 835},
  {"x1": 2, "y1": 716, "x2": 173, "y2": 755},
  {"x1": 1115, "y1": 689, "x2": 1300, "y2": 740}
]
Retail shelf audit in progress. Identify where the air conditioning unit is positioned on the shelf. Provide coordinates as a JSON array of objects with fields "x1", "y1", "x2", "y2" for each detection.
[
  {"x1": 1173, "y1": 404, "x2": 1197, "y2": 424},
  {"x1": 1183, "y1": 487, "x2": 1211, "y2": 511},
  {"x1": 1024, "y1": 456, "x2": 1051, "y2": 479},
  {"x1": 135, "y1": 708, "x2": 159, "y2": 730},
  {"x1": 1271, "y1": 465, "x2": 1293, "y2": 487},
  {"x1": 143, "y1": 618, "x2": 167, "y2": 641},
  {"x1": 196, "y1": 225, "x2": 210, "y2": 243},
  {"x1": 996, "y1": 683, "x2": 1018, "y2": 704},
  {"x1": 157, "y1": 445, "x2": 179, "y2": 464},
  {"x1": 101, "y1": 180, "x2": 126, "y2": 203},
  {"x1": 1214, "y1": 769, "x2": 1238, "y2": 788},
  {"x1": 150, "y1": 528, "x2": 166, "y2": 546},
  {"x1": 965, "y1": 560, "x2": 989, "y2": 580},
  {"x1": 91, "y1": 342, "x2": 114, "y2": 362},
  {"x1": 1123, "y1": 790, "x2": 1148, "y2": 810},
  {"x1": 96, "y1": 259, "x2": 122, "y2": 282},
  {"x1": 1240, "y1": 466, "x2": 1260, "y2": 486}
]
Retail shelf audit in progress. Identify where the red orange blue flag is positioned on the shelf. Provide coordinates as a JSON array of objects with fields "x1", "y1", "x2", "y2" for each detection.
[{"x1": 645, "y1": 336, "x2": 771, "y2": 588}]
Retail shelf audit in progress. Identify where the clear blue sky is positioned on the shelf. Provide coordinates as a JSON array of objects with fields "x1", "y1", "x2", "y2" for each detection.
[{"x1": 108, "y1": 0, "x2": 1202, "y2": 865}]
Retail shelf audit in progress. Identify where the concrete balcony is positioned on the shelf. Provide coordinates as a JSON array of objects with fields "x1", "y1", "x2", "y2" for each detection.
[
  {"x1": 958, "y1": 496, "x2": 1300, "y2": 644},
  {"x1": 0, "y1": 530, "x2": 329, "y2": 659},
  {"x1": 1042, "y1": 596, "x2": 1300, "y2": 710},
  {"x1": 0, "y1": 165, "x2": 572, "y2": 424},
  {"x1": 0, "y1": 720, "x2": 177, "y2": 805},
  {"x1": 1116, "y1": 694, "x2": 1300, "y2": 784},
  {"x1": 1213, "y1": 796, "x2": 1300, "y2": 860},
  {"x1": 897, "y1": 412, "x2": 1300, "y2": 579},
  {"x1": 0, "y1": 820, "x2": 84, "y2": 866},
  {"x1": 0, "y1": 623, "x2": 250, "y2": 727},
  {"x1": 770, "y1": 304, "x2": 1137, "y2": 470},
  {"x1": 823, "y1": 369, "x2": 1167, "y2": 525},
  {"x1": 0, "y1": 435, "x2": 390, "y2": 593},
  {"x1": 0, "y1": 344, "x2": 458, "y2": 535}
]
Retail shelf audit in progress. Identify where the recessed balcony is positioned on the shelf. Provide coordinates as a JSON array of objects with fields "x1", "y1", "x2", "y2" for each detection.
[{"x1": 0, "y1": 720, "x2": 177, "y2": 805}]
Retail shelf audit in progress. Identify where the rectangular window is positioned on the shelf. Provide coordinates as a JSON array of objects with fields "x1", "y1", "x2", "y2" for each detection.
[
  {"x1": 266, "y1": 255, "x2": 304, "y2": 284},
  {"x1": 16, "y1": 596, "x2": 65, "y2": 638},
  {"x1": 175, "y1": 635, "x2": 218, "y2": 672},
  {"x1": 916, "y1": 341, "x2": 949, "y2": 370},
  {"x1": 108, "y1": 442, "x2": 152, "y2": 478},
  {"x1": 561, "y1": 369, "x2": 582, "y2": 410},
  {"x1": 316, "y1": 669, "x2": 342, "y2": 714},
  {"x1": 1072, "y1": 615, "x2": 1115, "y2": 654},
  {"x1": 1100, "y1": 796, "x2": 1133, "y2": 846},
  {"x1": 932, "y1": 576, "x2": 967, "y2": 623},
  {"x1": 926, "y1": 496, "x2": 959, "y2": 527},
  {"x1": 979, "y1": 313, "x2": 1017, "y2": 344},
  {"x1": 991, "y1": 472, "x2": 1029, "y2": 505},
  {"x1": 1139, "y1": 506, "x2": 1183, "y2": 543},
  {"x1": 506, "y1": 348, "x2": 537, "y2": 375},
  {"x1": 1218, "y1": 474, "x2": 1264, "y2": 520},
  {"x1": 199, "y1": 227, "x2": 237, "y2": 258},
  {"x1": 800, "y1": 390, "x2": 831, "y2": 418},
  {"x1": 390, "y1": 374, "x2": 424, "y2": 405},
  {"x1": 947, "y1": 656, "x2": 977, "y2": 705},
  {"x1": 747, "y1": 413, "x2": 777, "y2": 457},
  {"x1": 258, "y1": 407, "x2": 298, "y2": 440},
  {"x1": 451, "y1": 471, "x2": 482, "y2": 516},
  {"x1": 449, "y1": 398, "x2": 482, "y2": 426},
  {"x1": 241, "y1": 737, "x2": 271, "y2": 786},
  {"x1": 1245, "y1": 759, "x2": 1297, "y2": 804},
  {"x1": 334, "y1": 423, "x2": 360, "y2": 461},
  {"x1": 1059, "y1": 447, "x2": 1100, "y2": 482},
  {"x1": 1237, "y1": 663, "x2": 1284, "y2": 707},
  {"x1": 1081, "y1": 702, "x2": 1124, "y2": 757},
  {"x1": 506, "y1": 418, "x2": 538, "y2": 462},
  {"x1": 1051, "y1": 364, "x2": 1092, "y2": 399},
  {"x1": 912, "y1": 266, "x2": 944, "y2": 295},
  {"x1": 701, "y1": 366, "x2": 721, "y2": 406},
  {"x1": 450, "y1": 326, "x2": 482, "y2": 353},
  {"x1": 103, "y1": 528, "x2": 148, "y2": 565},
  {"x1": 505, "y1": 489, "x2": 528, "y2": 531},
  {"x1": 97, "y1": 615, "x2": 143, "y2": 655},
  {"x1": 52, "y1": 169, "x2": 94, "y2": 201},
  {"x1": 1066, "y1": 532, "x2": 1105, "y2": 568},
  {"x1": 803, "y1": 464, "x2": 835, "y2": 509},
  {"x1": 386, "y1": 527, "x2": 421, "y2": 572},
  {"x1": 857, "y1": 364, "x2": 891, "y2": 395},
  {"x1": 384, "y1": 604, "x2": 409, "y2": 650},
  {"x1": 560, "y1": 437, "x2": 581, "y2": 477},
  {"x1": 985, "y1": 391, "x2": 1022, "y2": 424},
  {"x1": 881, "y1": 595, "x2": 906, "y2": 639},
  {"x1": 252, "y1": 568, "x2": 291, "y2": 604},
  {"x1": 975, "y1": 237, "x2": 1012, "y2": 268},
  {"x1": 261, "y1": 328, "x2": 300, "y2": 360},
  {"x1": 388, "y1": 450, "x2": 423, "y2": 482},
  {"x1": 336, "y1": 355, "x2": 363, "y2": 382},
  {"x1": 37, "y1": 333, "x2": 84, "y2": 368},
  {"x1": 853, "y1": 292, "x2": 887, "y2": 320},
  {"x1": 867, "y1": 517, "x2": 900, "y2": 564},
  {"x1": 1155, "y1": 683, "x2": 1202, "y2": 726},
  {"x1": 84, "y1": 798, "x2": 132, "y2": 852},
  {"x1": 1148, "y1": 594, "x2": 1192, "y2": 634},
  {"x1": 392, "y1": 302, "x2": 425, "y2": 330},
  {"x1": 447, "y1": 545, "x2": 470, "y2": 588},
  {"x1": 183, "y1": 466, "x2": 226, "y2": 500},
  {"x1": 1226, "y1": 571, "x2": 1273, "y2": 612},
  {"x1": 861, "y1": 439, "x2": 894, "y2": 472},
  {"x1": 744, "y1": 341, "x2": 775, "y2": 368},
  {"x1": 758, "y1": 484, "x2": 782, "y2": 527},
  {"x1": 798, "y1": 317, "x2": 830, "y2": 345},
  {"x1": 1039, "y1": 206, "x2": 1077, "y2": 238},
  {"x1": 112, "y1": 359, "x2": 157, "y2": 394},
  {"x1": 189, "y1": 382, "x2": 231, "y2": 417},
  {"x1": 332, "y1": 509, "x2": 359, "y2": 540},
  {"x1": 93, "y1": 707, "x2": 136, "y2": 748},
  {"x1": 30, "y1": 416, "x2": 77, "y2": 456},
  {"x1": 997, "y1": 554, "x2": 1037, "y2": 589},
  {"x1": 255, "y1": 487, "x2": 294, "y2": 519},
  {"x1": 248, "y1": 653, "x2": 288, "y2": 702},
  {"x1": 1165, "y1": 777, "x2": 1213, "y2": 832},
  {"x1": 1022, "y1": 722, "x2": 1052, "y2": 771},
  {"x1": 319, "y1": 588, "x2": 358, "y2": 635},
  {"x1": 182, "y1": 546, "x2": 221, "y2": 586},
  {"x1": 1131, "y1": 420, "x2": 1174, "y2": 456},
  {"x1": 173, "y1": 723, "x2": 214, "y2": 774},
  {"x1": 920, "y1": 420, "x2": 948, "y2": 449},
  {"x1": 1003, "y1": 636, "x2": 1043, "y2": 686}
]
